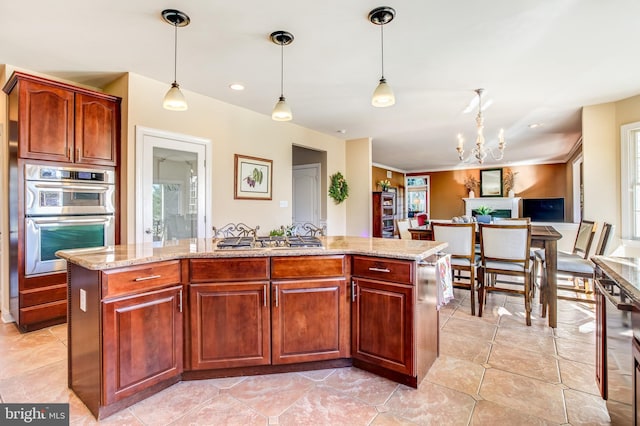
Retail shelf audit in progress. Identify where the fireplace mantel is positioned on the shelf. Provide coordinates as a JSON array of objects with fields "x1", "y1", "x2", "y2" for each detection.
[{"x1": 463, "y1": 197, "x2": 521, "y2": 217}]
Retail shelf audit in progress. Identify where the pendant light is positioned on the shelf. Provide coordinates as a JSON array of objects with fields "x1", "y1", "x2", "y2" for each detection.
[
  {"x1": 369, "y1": 6, "x2": 396, "y2": 107},
  {"x1": 270, "y1": 30, "x2": 294, "y2": 121},
  {"x1": 161, "y1": 9, "x2": 190, "y2": 111}
]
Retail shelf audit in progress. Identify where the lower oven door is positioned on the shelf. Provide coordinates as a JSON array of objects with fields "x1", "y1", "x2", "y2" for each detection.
[{"x1": 25, "y1": 215, "x2": 115, "y2": 276}]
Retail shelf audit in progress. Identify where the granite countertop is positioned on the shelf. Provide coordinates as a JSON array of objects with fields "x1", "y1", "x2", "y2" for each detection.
[
  {"x1": 56, "y1": 236, "x2": 447, "y2": 271},
  {"x1": 592, "y1": 255, "x2": 640, "y2": 303}
]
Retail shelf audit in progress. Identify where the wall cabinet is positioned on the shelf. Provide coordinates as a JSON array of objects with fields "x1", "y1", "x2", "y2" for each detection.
[
  {"x1": 373, "y1": 191, "x2": 396, "y2": 238},
  {"x1": 5, "y1": 71, "x2": 120, "y2": 166}
]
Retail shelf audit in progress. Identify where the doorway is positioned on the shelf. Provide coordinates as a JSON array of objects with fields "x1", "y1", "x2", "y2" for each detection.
[
  {"x1": 292, "y1": 146, "x2": 326, "y2": 230},
  {"x1": 135, "y1": 127, "x2": 211, "y2": 244}
]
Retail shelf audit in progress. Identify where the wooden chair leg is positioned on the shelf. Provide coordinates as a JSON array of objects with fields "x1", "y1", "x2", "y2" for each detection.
[
  {"x1": 477, "y1": 268, "x2": 485, "y2": 317},
  {"x1": 524, "y1": 274, "x2": 532, "y2": 326},
  {"x1": 540, "y1": 262, "x2": 548, "y2": 318},
  {"x1": 469, "y1": 268, "x2": 476, "y2": 316}
]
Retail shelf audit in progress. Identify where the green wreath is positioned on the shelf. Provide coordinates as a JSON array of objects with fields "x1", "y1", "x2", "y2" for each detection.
[{"x1": 328, "y1": 172, "x2": 349, "y2": 204}]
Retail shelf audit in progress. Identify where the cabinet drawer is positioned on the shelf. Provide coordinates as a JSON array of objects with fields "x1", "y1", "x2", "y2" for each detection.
[
  {"x1": 190, "y1": 258, "x2": 269, "y2": 282},
  {"x1": 352, "y1": 256, "x2": 414, "y2": 285},
  {"x1": 271, "y1": 255, "x2": 345, "y2": 279},
  {"x1": 20, "y1": 284, "x2": 67, "y2": 307},
  {"x1": 102, "y1": 260, "x2": 181, "y2": 298}
]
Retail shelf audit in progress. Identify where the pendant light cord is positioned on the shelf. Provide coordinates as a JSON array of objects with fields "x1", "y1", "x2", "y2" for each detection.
[
  {"x1": 280, "y1": 40, "x2": 285, "y2": 97},
  {"x1": 173, "y1": 22, "x2": 178, "y2": 85},
  {"x1": 380, "y1": 24, "x2": 385, "y2": 79}
]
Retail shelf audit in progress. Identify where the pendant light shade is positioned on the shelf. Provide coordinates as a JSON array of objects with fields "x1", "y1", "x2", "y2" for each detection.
[
  {"x1": 161, "y1": 9, "x2": 190, "y2": 111},
  {"x1": 270, "y1": 31, "x2": 294, "y2": 121},
  {"x1": 369, "y1": 7, "x2": 396, "y2": 108}
]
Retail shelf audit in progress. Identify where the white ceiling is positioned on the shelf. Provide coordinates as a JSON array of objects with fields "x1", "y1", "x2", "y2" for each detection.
[{"x1": 3, "y1": 1, "x2": 639, "y2": 172}]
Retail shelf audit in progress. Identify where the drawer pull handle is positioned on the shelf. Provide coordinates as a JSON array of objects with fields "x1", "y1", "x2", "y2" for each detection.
[
  {"x1": 274, "y1": 285, "x2": 279, "y2": 308},
  {"x1": 179, "y1": 289, "x2": 183, "y2": 313},
  {"x1": 351, "y1": 280, "x2": 356, "y2": 302},
  {"x1": 368, "y1": 267, "x2": 390, "y2": 273},
  {"x1": 263, "y1": 284, "x2": 267, "y2": 307},
  {"x1": 134, "y1": 275, "x2": 161, "y2": 282}
]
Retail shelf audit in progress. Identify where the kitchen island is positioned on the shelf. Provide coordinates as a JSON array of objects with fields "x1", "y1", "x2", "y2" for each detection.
[{"x1": 57, "y1": 236, "x2": 445, "y2": 419}]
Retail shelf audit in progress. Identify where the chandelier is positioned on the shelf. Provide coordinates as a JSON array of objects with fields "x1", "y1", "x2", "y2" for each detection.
[{"x1": 456, "y1": 88, "x2": 506, "y2": 164}]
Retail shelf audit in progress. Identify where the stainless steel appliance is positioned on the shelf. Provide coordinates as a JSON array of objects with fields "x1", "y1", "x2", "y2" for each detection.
[
  {"x1": 595, "y1": 269, "x2": 633, "y2": 422},
  {"x1": 24, "y1": 164, "x2": 116, "y2": 276},
  {"x1": 216, "y1": 235, "x2": 323, "y2": 249}
]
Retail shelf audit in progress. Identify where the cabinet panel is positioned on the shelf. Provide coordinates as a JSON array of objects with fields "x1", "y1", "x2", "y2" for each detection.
[
  {"x1": 190, "y1": 258, "x2": 269, "y2": 282},
  {"x1": 271, "y1": 255, "x2": 345, "y2": 279},
  {"x1": 102, "y1": 260, "x2": 181, "y2": 298},
  {"x1": 18, "y1": 79, "x2": 74, "y2": 162},
  {"x1": 272, "y1": 279, "x2": 348, "y2": 364},
  {"x1": 102, "y1": 285, "x2": 183, "y2": 404},
  {"x1": 595, "y1": 284, "x2": 606, "y2": 399},
  {"x1": 190, "y1": 281, "x2": 270, "y2": 369},
  {"x1": 352, "y1": 255, "x2": 414, "y2": 285},
  {"x1": 75, "y1": 93, "x2": 118, "y2": 166},
  {"x1": 352, "y1": 278, "x2": 414, "y2": 376}
]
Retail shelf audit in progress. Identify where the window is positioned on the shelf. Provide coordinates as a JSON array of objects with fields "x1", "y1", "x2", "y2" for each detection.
[
  {"x1": 621, "y1": 121, "x2": 640, "y2": 240},
  {"x1": 406, "y1": 176, "x2": 429, "y2": 218}
]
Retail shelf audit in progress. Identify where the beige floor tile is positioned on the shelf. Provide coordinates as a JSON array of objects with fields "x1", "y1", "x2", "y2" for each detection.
[
  {"x1": 479, "y1": 368, "x2": 567, "y2": 424},
  {"x1": 370, "y1": 412, "x2": 420, "y2": 425},
  {"x1": 605, "y1": 399, "x2": 633, "y2": 425},
  {"x1": 556, "y1": 337, "x2": 596, "y2": 365},
  {"x1": 470, "y1": 399, "x2": 556, "y2": 425},
  {"x1": 0, "y1": 359, "x2": 68, "y2": 403},
  {"x1": 453, "y1": 302, "x2": 503, "y2": 324},
  {"x1": 441, "y1": 316, "x2": 497, "y2": 341},
  {"x1": 171, "y1": 393, "x2": 266, "y2": 426},
  {"x1": 563, "y1": 389, "x2": 611, "y2": 425},
  {"x1": 228, "y1": 372, "x2": 314, "y2": 417},
  {"x1": 553, "y1": 321, "x2": 596, "y2": 344},
  {"x1": 278, "y1": 384, "x2": 378, "y2": 426},
  {"x1": 558, "y1": 358, "x2": 600, "y2": 395},
  {"x1": 439, "y1": 329, "x2": 492, "y2": 364},
  {"x1": 488, "y1": 344, "x2": 560, "y2": 383},
  {"x1": 494, "y1": 324, "x2": 557, "y2": 354},
  {"x1": 48, "y1": 323, "x2": 68, "y2": 342},
  {"x1": 322, "y1": 367, "x2": 399, "y2": 405},
  {"x1": 0, "y1": 329, "x2": 67, "y2": 380},
  {"x1": 128, "y1": 379, "x2": 221, "y2": 425},
  {"x1": 296, "y1": 368, "x2": 336, "y2": 382},
  {"x1": 385, "y1": 382, "x2": 475, "y2": 425},
  {"x1": 426, "y1": 355, "x2": 485, "y2": 396}
]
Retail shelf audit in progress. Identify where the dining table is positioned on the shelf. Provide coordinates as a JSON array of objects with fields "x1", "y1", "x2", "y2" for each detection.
[{"x1": 410, "y1": 223, "x2": 563, "y2": 327}]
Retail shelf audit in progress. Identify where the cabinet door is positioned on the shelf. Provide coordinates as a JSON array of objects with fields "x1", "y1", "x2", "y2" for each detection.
[
  {"x1": 75, "y1": 93, "x2": 118, "y2": 166},
  {"x1": 352, "y1": 277, "x2": 414, "y2": 376},
  {"x1": 272, "y1": 278, "x2": 348, "y2": 364},
  {"x1": 102, "y1": 285, "x2": 183, "y2": 404},
  {"x1": 18, "y1": 79, "x2": 74, "y2": 162},
  {"x1": 595, "y1": 284, "x2": 607, "y2": 399},
  {"x1": 190, "y1": 281, "x2": 270, "y2": 369}
]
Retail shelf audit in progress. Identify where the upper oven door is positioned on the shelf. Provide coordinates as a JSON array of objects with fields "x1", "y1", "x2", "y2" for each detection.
[{"x1": 25, "y1": 180, "x2": 115, "y2": 216}]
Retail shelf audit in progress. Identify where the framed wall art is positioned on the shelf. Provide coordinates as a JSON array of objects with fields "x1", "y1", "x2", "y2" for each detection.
[
  {"x1": 234, "y1": 154, "x2": 273, "y2": 200},
  {"x1": 480, "y1": 168, "x2": 503, "y2": 197}
]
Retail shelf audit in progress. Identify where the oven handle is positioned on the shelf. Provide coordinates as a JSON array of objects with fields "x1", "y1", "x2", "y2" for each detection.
[
  {"x1": 28, "y1": 216, "x2": 113, "y2": 225},
  {"x1": 31, "y1": 183, "x2": 112, "y2": 192},
  {"x1": 595, "y1": 279, "x2": 635, "y2": 311}
]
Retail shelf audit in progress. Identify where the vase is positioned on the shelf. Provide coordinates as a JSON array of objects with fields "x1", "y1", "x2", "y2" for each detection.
[
  {"x1": 468, "y1": 190, "x2": 475, "y2": 198},
  {"x1": 477, "y1": 214, "x2": 492, "y2": 224},
  {"x1": 508, "y1": 189, "x2": 515, "y2": 198}
]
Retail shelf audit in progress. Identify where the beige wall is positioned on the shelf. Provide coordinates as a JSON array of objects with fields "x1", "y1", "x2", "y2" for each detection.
[{"x1": 346, "y1": 138, "x2": 372, "y2": 237}]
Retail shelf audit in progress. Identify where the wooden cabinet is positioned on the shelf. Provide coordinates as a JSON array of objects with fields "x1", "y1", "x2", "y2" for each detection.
[
  {"x1": 595, "y1": 282, "x2": 606, "y2": 399},
  {"x1": 102, "y1": 285, "x2": 183, "y2": 405},
  {"x1": 68, "y1": 260, "x2": 183, "y2": 418},
  {"x1": 351, "y1": 255, "x2": 437, "y2": 388},
  {"x1": 188, "y1": 258, "x2": 271, "y2": 370},
  {"x1": 4, "y1": 71, "x2": 120, "y2": 166},
  {"x1": 373, "y1": 191, "x2": 396, "y2": 238},
  {"x1": 634, "y1": 338, "x2": 640, "y2": 426}
]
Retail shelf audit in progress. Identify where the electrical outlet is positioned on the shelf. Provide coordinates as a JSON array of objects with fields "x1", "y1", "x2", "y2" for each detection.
[{"x1": 80, "y1": 289, "x2": 87, "y2": 312}]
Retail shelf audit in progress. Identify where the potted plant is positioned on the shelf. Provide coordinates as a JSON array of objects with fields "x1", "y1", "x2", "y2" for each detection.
[
  {"x1": 475, "y1": 205, "x2": 494, "y2": 223},
  {"x1": 464, "y1": 175, "x2": 479, "y2": 198}
]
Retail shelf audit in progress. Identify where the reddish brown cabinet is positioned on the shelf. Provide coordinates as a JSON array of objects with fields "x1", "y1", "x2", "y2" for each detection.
[
  {"x1": 373, "y1": 191, "x2": 396, "y2": 238},
  {"x1": 188, "y1": 258, "x2": 271, "y2": 370},
  {"x1": 5, "y1": 71, "x2": 120, "y2": 166},
  {"x1": 102, "y1": 285, "x2": 183, "y2": 405}
]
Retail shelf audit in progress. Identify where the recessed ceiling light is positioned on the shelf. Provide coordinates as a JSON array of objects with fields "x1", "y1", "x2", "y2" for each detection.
[
  {"x1": 229, "y1": 83, "x2": 245, "y2": 91},
  {"x1": 528, "y1": 123, "x2": 543, "y2": 128},
  {"x1": 336, "y1": 129, "x2": 347, "y2": 134}
]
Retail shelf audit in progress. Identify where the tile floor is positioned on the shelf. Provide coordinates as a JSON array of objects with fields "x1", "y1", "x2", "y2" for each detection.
[{"x1": 0, "y1": 289, "x2": 623, "y2": 425}]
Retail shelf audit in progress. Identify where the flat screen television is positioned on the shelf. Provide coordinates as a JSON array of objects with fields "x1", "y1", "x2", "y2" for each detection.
[{"x1": 522, "y1": 198, "x2": 565, "y2": 222}]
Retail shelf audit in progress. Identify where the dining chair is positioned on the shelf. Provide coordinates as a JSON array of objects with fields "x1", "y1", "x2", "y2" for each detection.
[
  {"x1": 432, "y1": 222, "x2": 478, "y2": 315},
  {"x1": 534, "y1": 219, "x2": 597, "y2": 310},
  {"x1": 478, "y1": 223, "x2": 534, "y2": 325},
  {"x1": 395, "y1": 219, "x2": 412, "y2": 239},
  {"x1": 539, "y1": 222, "x2": 614, "y2": 312},
  {"x1": 212, "y1": 223, "x2": 260, "y2": 238}
]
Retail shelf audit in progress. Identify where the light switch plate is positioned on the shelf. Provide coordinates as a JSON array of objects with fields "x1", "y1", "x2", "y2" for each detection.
[
  {"x1": 80, "y1": 289, "x2": 87, "y2": 312},
  {"x1": 280, "y1": 200, "x2": 288, "y2": 208}
]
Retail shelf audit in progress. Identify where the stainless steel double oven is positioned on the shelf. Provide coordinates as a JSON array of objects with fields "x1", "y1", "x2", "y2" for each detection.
[{"x1": 24, "y1": 164, "x2": 115, "y2": 276}]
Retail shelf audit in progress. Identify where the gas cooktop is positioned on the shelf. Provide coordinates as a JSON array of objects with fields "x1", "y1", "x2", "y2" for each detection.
[{"x1": 216, "y1": 235, "x2": 323, "y2": 249}]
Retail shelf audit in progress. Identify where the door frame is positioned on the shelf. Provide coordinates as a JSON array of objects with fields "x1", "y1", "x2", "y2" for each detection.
[{"x1": 135, "y1": 126, "x2": 212, "y2": 243}]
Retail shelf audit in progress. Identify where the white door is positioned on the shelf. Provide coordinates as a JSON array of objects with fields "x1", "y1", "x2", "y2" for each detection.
[
  {"x1": 136, "y1": 127, "x2": 211, "y2": 244},
  {"x1": 292, "y1": 164, "x2": 320, "y2": 225}
]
